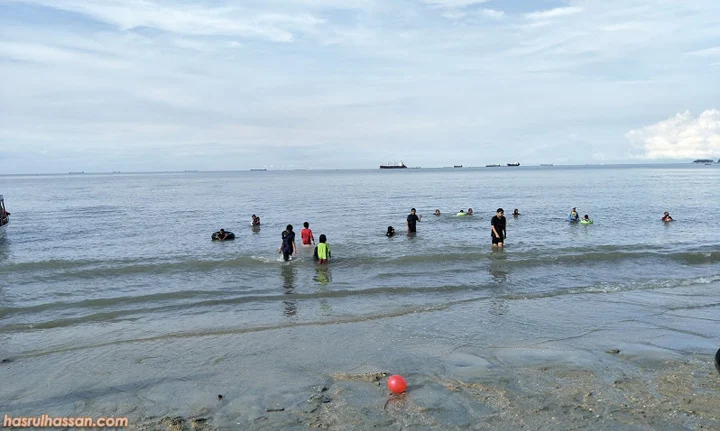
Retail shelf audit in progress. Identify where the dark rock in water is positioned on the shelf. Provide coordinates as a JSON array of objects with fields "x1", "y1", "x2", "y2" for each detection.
[
  {"x1": 715, "y1": 347, "x2": 720, "y2": 375},
  {"x1": 1, "y1": 358, "x2": 13, "y2": 364}
]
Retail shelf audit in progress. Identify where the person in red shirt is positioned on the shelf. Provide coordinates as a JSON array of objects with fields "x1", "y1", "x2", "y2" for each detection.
[{"x1": 301, "y1": 222, "x2": 315, "y2": 246}]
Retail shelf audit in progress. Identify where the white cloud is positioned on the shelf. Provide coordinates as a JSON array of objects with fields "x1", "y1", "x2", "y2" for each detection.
[
  {"x1": 626, "y1": 110, "x2": 720, "y2": 160},
  {"x1": 524, "y1": 6, "x2": 583, "y2": 20},
  {"x1": 420, "y1": 0, "x2": 490, "y2": 9},
  {"x1": 15, "y1": 0, "x2": 325, "y2": 42},
  {"x1": 687, "y1": 46, "x2": 720, "y2": 57},
  {"x1": 479, "y1": 8, "x2": 504, "y2": 19}
]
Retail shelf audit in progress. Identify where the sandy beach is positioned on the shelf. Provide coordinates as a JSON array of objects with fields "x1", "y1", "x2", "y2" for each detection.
[{"x1": 3, "y1": 282, "x2": 719, "y2": 430}]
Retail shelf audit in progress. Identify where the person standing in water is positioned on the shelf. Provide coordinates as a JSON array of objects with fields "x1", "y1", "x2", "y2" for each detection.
[
  {"x1": 314, "y1": 234, "x2": 331, "y2": 264},
  {"x1": 491, "y1": 208, "x2": 506, "y2": 248},
  {"x1": 406, "y1": 208, "x2": 422, "y2": 233},
  {"x1": 662, "y1": 212, "x2": 673, "y2": 222},
  {"x1": 278, "y1": 224, "x2": 296, "y2": 261},
  {"x1": 301, "y1": 221, "x2": 315, "y2": 246}
]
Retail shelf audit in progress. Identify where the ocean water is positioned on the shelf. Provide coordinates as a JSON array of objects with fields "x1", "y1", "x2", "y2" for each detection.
[{"x1": 1, "y1": 165, "x2": 719, "y2": 358}]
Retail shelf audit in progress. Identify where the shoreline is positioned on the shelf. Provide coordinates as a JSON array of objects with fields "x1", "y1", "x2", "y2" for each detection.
[{"x1": 2, "y1": 283, "x2": 719, "y2": 430}]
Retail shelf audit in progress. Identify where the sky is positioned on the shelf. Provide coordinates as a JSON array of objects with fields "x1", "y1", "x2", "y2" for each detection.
[{"x1": 1, "y1": 0, "x2": 719, "y2": 173}]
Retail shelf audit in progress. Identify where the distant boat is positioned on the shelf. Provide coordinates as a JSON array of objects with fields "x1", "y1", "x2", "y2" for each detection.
[
  {"x1": 0, "y1": 194, "x2": 8, "y2": 241},
  {"x1": 507, "y1": 162, "x2": 520, "y2": 167},
  {"x1": 184, "y1": 170, "x2": 198, "y2": 172},
  {"x1": 69, "y1": 171, "x2": 85, "y2": 174},
  {"x1": 485, "y1": 164, "x2": 501, "y2": 167},
  {"x1": 540, "y1": 164, "x2": 554, "y2": 167},
  {"x1": 453, "y1": 165, "x2": 463, "y2": 168},
  {"x1": 250, "y1": 169, "x2": 267, "y2": 171},
  {"x1": 379, "y1": 161, "x2": 407, "y2": 169}
]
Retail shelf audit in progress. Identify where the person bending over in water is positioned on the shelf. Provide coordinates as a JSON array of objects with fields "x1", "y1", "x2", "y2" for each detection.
[
  {"x1": 662, "y1": 212, "x2": 673, "y2": 222},
  {"x1": 314, "y1": 234, "x2": 331, "y2": 264},
  {"x1": 301, "y1": 221, "x2": 315, "y2": 246},
  {"x1": 513, "y1": 208, "x2": 520, "y2": 217},
  {"x1": 251, "y1": 214, "x2": 261, "y2": 226},
  {"x1": 434, "y1": 209, "x2": 441, "y2": 216},
  {"x1": 386, "y1": 226, "x2": 395, "y2": 237},
  {"x1": 278, "y1": 224, "x2": 296, "y2": 261},
  {"x1": 582, "y1": 214, "x2": 593, "y2": 223},
  {"x1": 491, "y1": 208, "x2": 506, "y2": 248}
]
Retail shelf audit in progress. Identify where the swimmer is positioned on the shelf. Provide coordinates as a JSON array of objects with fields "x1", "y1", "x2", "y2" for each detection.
[
  {"x1": 251, "y1": 214, "x2": 261, "y2": 226},
  {"x1": 434, "y1": 209, "x2": 441, "y2": 216},
  {"x1": 568, "y1": 207, "x2": 579, "y2": 222},
  {"x1": 513, "y1": 208, "x2": 520, "y2": 217},
  {"x1": 278, "y1": 224, "x2": 296, "y2": 261},
  {"x1": 581, "y1": 214, "x2": 593, "y2": 224},
  {"x1": 315, "y1": 234, "x2": 331, "y2": 264},
  {"x1": 467, "y1": 208, "x2": 473, "y2": 215},
  {"x1": 301, "y1": 221, "x2": 315, "y2": 246},
  {"x1": 662, "y1": 211, "x2": 673, "y2": 222},
  {"x1": 386, "y1": 226, "x2": 395, "y2": 237},
  {"x1": 216, "y1": 229, "x2": 229, "y2": 241}
]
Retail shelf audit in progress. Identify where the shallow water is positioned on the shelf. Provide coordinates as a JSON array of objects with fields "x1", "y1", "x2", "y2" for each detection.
[{"x1": 1, "y1": 165, "x2": 719, "y2": 357}]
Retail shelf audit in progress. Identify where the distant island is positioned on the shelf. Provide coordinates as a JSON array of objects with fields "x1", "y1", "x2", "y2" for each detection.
[{"x1": 692, "y1": 159, "x2": 716, "y2": 164}]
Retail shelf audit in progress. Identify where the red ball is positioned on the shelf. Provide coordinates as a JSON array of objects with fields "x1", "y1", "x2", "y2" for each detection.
[{"x1": 387, "y1": 374, "x2": 407, "y2": 394}]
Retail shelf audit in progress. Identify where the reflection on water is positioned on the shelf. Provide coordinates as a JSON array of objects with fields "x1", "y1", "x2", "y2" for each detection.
[
  {"x1": 488, "y1": 252, "x2": 509, "y2": 317},
  {"x1": 281, "y1": 264, "x2": 297, "y2": 317},
  {"x1": 314, "y1": 265, "x2": 333, "y2": 315},
  {"x1": 313, "y1": 265, "x2": 332, "y2": 286}
]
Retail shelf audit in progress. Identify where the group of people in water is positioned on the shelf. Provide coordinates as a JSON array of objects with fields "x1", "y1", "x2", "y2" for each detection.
[
  {"x1": 215, "y1": 207, "x2": 676, "y2": 258},
  {"x1": 278, "y1": 222, "x2": 331, "y2": 263},
  {"x1": 383, "y1": 207, "x2": 675, "y2": 249}
]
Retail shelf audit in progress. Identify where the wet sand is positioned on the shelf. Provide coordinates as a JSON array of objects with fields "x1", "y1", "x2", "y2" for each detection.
[{"x1": 2, "y1": 283, "x2": 719, "y2": 430}]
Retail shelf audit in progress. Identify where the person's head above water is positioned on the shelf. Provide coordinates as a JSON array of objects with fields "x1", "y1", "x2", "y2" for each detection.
[
  {"x1": 410, "y1": 208, "x2": 416, "y2": 214},
  {"x1": 435, "y1": 209, "x2": 440, "y2": 216},
  {"x1": 459, "y1": 209, "x2": 464, "y2": 213},
  {"x1": 467, "y1": 208, "x2": 473, "y2": 215},
  {"x1": 583, "y1": 214, "x2": 589, "y2": 219},
  {"x1": 303, "y1": 221, "x2": 309, "y2": 228},
  {"x1": 219, "y1": 228, "x2": 225, "y2": 233},
  {"x1": 664, "y1": 211, "x2": 670, "y2": 216},
  {"x1": 319, "y1": 234, "x2": 327, "y2": 243},
  {"x1": 496, "y1": 208, "x2": 504, "y2": 216},
  {"x1": 286, "y1": 224, "x2": 293, "y2": 232},
  {"x1": 513, "y1": 209, "x2": 519, "y2": 215}
]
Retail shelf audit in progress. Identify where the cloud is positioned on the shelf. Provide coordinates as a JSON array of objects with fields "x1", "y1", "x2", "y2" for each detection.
[
  {"x1": 420, "y1": 0, "x2": 490, "y2": 9},
  {"x1": 524, "y1": 6, "x2": 583, "y2": 20},
  {"x1": 626, "y1": 110, "x2": 720, "y2": 160},
  {"x1": 687, "y1": 46, "x2": 720, "y2": 57},
  {"x1": 14, "y1": 0, "x2": 325, "y2": 42}
]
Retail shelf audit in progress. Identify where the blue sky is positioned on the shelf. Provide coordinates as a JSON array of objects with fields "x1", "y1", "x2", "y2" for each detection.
[{"x1": 1, "y1": 0, "x2": 719, "y2": 173}]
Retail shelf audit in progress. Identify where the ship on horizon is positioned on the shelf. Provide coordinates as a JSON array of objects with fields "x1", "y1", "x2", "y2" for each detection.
[
  {"x1": 379, "y1": 161, "x2": 407, "y2": 169},
  {"x1": 507, "y1": 162, "x2": 520, "y2": 167}
]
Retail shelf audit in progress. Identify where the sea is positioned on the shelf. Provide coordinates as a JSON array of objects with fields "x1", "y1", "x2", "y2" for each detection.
[{"x1": 1, "y1": 165, "x2": 719, "y2": 359}]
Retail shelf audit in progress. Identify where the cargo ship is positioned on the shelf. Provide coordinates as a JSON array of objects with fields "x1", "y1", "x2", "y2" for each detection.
[
  {"x1": 379, "y1": 161, "x2": 407, "y2": 169},
  {"x1": 507, "y1": 162, "x2": 520, "y2": 167}
]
